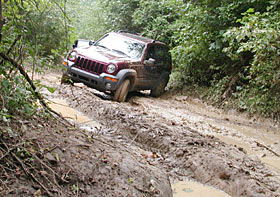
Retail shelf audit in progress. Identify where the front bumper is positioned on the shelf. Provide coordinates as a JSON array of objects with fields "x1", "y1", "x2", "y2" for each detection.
[{"x1": 62, "y1": 61, "x2": 119, "y2": 91}]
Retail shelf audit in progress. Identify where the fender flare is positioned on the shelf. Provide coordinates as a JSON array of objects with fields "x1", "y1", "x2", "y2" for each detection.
[{"x1": 115, "y1": 69, "x2": 137, "y2": 90}]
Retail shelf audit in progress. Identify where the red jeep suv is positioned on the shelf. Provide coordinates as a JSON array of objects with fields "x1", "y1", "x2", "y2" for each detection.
[{"x1": 62, "y1": 31, "x2": 172, "y2": 102}]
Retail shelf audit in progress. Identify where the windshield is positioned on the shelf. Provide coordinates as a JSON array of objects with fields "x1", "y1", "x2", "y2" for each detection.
[{"x1": 94, "y1": 34, "x2": 145, "y2": 59}]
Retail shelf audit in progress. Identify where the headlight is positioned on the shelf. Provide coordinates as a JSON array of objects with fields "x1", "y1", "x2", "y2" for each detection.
[
  {"x1": 68, "y1": 51, "x2": 77, "y2": 61},
  {"x1": 106, "y1": 64, "x2": 116, "y2": 73}
]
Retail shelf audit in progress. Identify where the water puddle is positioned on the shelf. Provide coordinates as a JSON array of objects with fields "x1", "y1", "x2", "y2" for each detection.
[
  {"x1": 213, "y1": 121, "x2": 280, "y2": 151},
  {"x1": 260, "y1": 157, "x2": 280, "y2": 171},
  {"x1": 216, "y1": 135, "x2": 254, "y2": 154},
  {"x1": 216, "y1": 135, "x2": 280, "y2": 172},
  {"x1": 172, "y1": 181, "x2": 230, "y2": 197},
  {"x1": 48, "y1": 98, "x2": 101, "y2": 131}
]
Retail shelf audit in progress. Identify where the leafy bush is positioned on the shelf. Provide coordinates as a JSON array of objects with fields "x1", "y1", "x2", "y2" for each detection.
[
  {"x1": 0, "y1": 0, "x2": 71, "y2": 126},
  {"x1": 223, "y1": 7, "x2": 280, "y2": 118},
  {"x1": 133, "y1": 0, "x2": 178, "y2": 44},
  {"x1": 0, "y1": 74, "x2": 38, "y2": 125},
  {"x1": 170, "y1": 2, "x2": 229, "y2": 86}
]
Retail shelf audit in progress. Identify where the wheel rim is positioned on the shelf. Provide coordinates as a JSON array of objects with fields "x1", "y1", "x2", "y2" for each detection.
[{"x1": 114, "y1": 79, "x2": 130, "y2": 102}]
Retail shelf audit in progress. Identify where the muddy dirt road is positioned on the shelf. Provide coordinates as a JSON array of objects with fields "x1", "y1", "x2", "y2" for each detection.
[{"x1": 39, "y1": 71, "x2": 280, "y2": 196}]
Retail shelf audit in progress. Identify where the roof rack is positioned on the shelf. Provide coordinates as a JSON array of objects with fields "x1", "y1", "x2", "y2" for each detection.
[{"x1": 117, "y1": 30, "x2": 139, "y2": 35}]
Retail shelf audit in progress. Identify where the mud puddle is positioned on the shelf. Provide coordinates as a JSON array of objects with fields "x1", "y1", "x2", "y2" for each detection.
[
  {"x1": 172, "y1": 181, "x2": 230, "y2": 197},
  {"x1": 207, "y1": 120, "x2": 280, "y2": 172},
  {"x1": 48, "y1": 98, "x2": 101, "y2": 132},
  {"x1": 216, "y1": 135, "x2": 280, "y2": 172}
]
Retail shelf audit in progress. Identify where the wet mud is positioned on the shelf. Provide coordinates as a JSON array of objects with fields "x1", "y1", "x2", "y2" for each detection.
[{"x1": 40, "y1": 72, "x2": 280, "y2": 197}]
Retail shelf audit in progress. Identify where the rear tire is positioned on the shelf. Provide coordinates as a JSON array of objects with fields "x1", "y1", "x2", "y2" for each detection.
[
  {"x1": 151, "y1": 77, "x2": 168, "y2": 97},
  {"x1": 113, "y1": 79, "x2": 130, "y2": 102}
]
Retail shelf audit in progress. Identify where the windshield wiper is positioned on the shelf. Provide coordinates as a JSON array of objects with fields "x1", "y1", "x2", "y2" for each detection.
[
  {"x1": 112, "y1": 49, "x2": 129, "y2": 57},
  {"x1": 96, "y1": 44, "x2": 109, "y2": 50}
]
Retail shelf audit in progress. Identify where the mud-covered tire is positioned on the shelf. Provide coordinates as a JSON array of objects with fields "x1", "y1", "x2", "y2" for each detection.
[
  {"x1": 60, "y1": 73, "x2": 73, "y2": 85},
  {"x1": 150, "y1": 77, "x2": 168, "y2": 97},
  {"x1": 113, "y1": 79, "x2": 130, "y2": 102}
]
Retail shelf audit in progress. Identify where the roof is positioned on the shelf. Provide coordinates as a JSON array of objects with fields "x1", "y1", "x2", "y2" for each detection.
[{"x1": 114, "y1": 31, "x2": 165, "y2": 45}]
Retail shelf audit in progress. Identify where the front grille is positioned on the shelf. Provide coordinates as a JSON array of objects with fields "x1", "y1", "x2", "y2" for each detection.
[{"x1": 74, "y1": 56, "x2": 104, "y2": 74}]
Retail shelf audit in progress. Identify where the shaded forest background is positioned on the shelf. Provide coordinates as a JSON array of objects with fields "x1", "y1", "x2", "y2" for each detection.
[{"x1": 0, "y1": 0, "x2": 280, "y2": 121}]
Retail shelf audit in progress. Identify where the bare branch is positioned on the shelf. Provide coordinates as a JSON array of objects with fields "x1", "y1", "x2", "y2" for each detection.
[
  {"x1": 0, "y1": 52, "x2": 73, "y2": 128},
  {"x1": 0, "y1": 52, "x2": 44, "y2": 103},
  {"x1": 11, "y1": 152, "x2": 52, "y2": 196}
]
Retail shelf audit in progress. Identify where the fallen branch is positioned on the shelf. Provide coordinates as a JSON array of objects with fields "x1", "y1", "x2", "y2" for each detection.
[
  {"x1": 0, "y1": 143, "x2": 22, "y2": 160},
  {"x1": 0, "y1": 52, "x2": 46, "y2": 105},
  {"x1": 0, "y1": 35, "x2": 22, "y2": 67},
  {"x1": 128, "y1": 131, "x2": 140, "y2": 147},
  {"x1": 255, "y1": 141, "x2": 280, "y2": 157},
  {"x1": 0, "y1": 140, "x2": 62, "y2": 196},
  {"x1": 0, "y1": 52, "x2": 70, "y2": 125},
  {"x1": 78, "y1": 130, "x2": 116, "y2": 148}
]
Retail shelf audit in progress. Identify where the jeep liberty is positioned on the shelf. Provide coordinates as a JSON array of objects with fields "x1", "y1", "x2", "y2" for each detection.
[{"x1": 61, "y1": 31, "x2": 172, "y2": 102}]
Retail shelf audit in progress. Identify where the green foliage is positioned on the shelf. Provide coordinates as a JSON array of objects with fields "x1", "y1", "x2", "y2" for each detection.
[
  {"x1": 1, "y1": 0, "x2": 70, "y2": 58},
  {"x1": 0, "y1": 75, "x2": 38, "y2": 123},
  {"x1": 223, "y1": 6, "x2": 280, "y2": 117},
  {"x1": 171, "y1": 3, "x2": 211, "y2": 85},
  {"x1": 133, "y1": 0, "x2": 178, "y2": 44},
  {"x1": 163, "y1": 0, "x2": 279, "y2": 118},
  {"x1": 67, "y1": 0, "x2": 107, "y2": 40},
  {"x1": 0, "y1": 0, "x2": 71, "y2": 126},
  {"x1": 1, "y1": 0, "x2": 279, "y2": 120},
  {"x1": 100, "y1": 0, "x2": 140, "y2": 32}
]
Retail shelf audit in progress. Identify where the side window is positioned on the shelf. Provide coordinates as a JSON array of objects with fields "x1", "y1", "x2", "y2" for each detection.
[
  {"x1": 154, "y1": 46, "x2": 166, "y2": 65},
  {"x1": 156, "y1": 45, "x2": 171, "y2": 65},
  {"x1": 145, "y1": 45, "x2": 171, "y2": 68},
  {"x1": 145, "y1": 46, "x2": 155, "y2": 60}
]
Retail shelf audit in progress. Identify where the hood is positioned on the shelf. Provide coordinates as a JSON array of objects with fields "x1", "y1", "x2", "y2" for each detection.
[{"x1": 75, "y1": 46, "x2": 132, "y2": 64}]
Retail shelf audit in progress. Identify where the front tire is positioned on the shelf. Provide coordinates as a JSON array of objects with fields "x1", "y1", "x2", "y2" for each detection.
[{"x1": 113, "y1": 79, "x2": 130, "y2": 102}]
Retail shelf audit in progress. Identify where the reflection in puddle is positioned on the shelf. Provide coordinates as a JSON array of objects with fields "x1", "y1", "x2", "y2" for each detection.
[
  {"x1": 48, "y1": 98, "x2": 100, "y2": 130},
  {"x1": 172, "y1": 181, "x2": 230, "y2": 197}
]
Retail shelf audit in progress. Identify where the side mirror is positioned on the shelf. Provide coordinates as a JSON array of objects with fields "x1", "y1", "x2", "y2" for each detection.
[
  {"x1": 73, "y1": 40, "x2": 95, "y2": 49},
  {"x1": 73, "y1": 40, "x2": 78, "y2": 49},
  {"x1": 144, "y1": 58, "x2": 155, "y2": 66}
]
